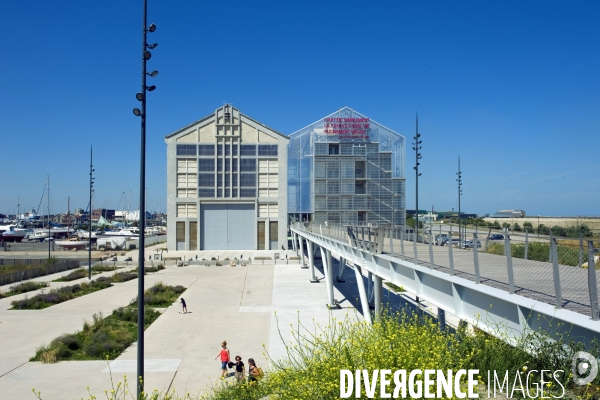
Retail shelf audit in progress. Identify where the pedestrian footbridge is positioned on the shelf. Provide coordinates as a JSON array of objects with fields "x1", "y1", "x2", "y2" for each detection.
[{"x1": 290, "y1": 222, "x2": 600, "y2": 345}]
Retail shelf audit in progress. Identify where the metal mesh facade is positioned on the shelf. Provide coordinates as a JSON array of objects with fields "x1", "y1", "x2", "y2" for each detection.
[{"x1": 288, "y1": 107, "x2": 406, "y2": 225}]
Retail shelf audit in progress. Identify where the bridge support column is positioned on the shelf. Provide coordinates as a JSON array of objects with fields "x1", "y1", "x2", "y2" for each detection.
[
  {"x1": 354, "y1": 265, "x2": 373, "y2": 325},
  {"x1": 320, "y1": 247, "x2": 336, "y2": 308},
  {"x1": 336, "y1": 257, "x2": 346, "y2": 282},
  {"x1": 438, "y1": 308, "x2": 446, "y2": 331},
  {"x1": 374, "y1": 275, "x2": 382, "y2": 319},
  {"x1": 292, "y1": 232, "x2": 297, "y2": 252},
  {"x1": 298, "y1": 236, "x2": 307, "y2": 269},
  {"x1": 307, "y1": 240, "x2": 318, "y2": 283}
]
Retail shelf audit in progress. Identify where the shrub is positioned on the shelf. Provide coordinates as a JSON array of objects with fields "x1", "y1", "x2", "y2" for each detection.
[
  {"x1": 0, "y1": 281, "x2": 49, "y2": 298},
  {"x1": 11, "y1": 279, "x2": 113, "y2": 309},
  {"x1": 91, "y1": 265, "x2": 117, "y2": 272},
  {"x1": 130, "y1": 282, "x2": 186, "y2": 308},
  {"x1": 53, "y1": 268, "x2": 87, "y2": 282}
]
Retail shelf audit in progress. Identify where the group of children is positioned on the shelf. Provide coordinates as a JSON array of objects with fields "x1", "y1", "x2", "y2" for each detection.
[
  {"x1": 215, "y1": 341, "x2": 263, "y2": 383},
  {"x1": 179, "y1": 300, "x2": 263, "y2": 382}
]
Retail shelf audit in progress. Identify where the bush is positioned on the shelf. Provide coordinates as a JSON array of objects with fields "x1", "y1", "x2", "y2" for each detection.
[
  {"x1": 0, "y1": 281, "x2": 49, "y2": 298},
  {"x1": 91, "y1": 265, "x2": 117, "y2": 272},
  {"x1": 11, "y1": 279, "x2": 113, "y2": 309},
  {"x1": 130, "y1": 282, "x2": 186, "y2": 308},
  {"x1": 53, "y1": 268, "x2": 87, "y2": 282},
  {"x1": 32, "y1": 308, "x2": 161, "y2": 363}
]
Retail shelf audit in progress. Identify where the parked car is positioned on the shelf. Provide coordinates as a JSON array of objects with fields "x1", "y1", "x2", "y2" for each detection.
[
  {"x1": 435, "y1": 234, "x2": 449, "y2": 246},
  {"x1": 463, "y1": 240, "x2": 481, "y2": 249},
  {"x1": 488, "y1": 234, "x2": 504, "y2": 241}
]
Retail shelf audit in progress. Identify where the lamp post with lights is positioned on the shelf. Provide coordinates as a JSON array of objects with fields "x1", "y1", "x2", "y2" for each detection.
[
  {"x1": 412, "y1": 114, "x2": 422, "y2": 235},
  {"x1": 131, "y1": 1, "x2": 158, "y2": 396}
]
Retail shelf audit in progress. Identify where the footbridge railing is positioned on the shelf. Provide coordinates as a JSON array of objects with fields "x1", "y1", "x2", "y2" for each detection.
[{"x1": 290, "y1": 222, "x2": 600, "y2": 345}]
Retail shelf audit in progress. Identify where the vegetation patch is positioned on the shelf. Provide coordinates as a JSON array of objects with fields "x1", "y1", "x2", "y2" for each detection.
[
  {"x1": 0, "y1": 281, "x2": 49, "y2": 298},
  {"x1": 485, "y1": 242, "x2": 582, "y2": 266},
  {"x1": 126, "y1": 265, "x2": 165, "y2": 275},
  {"x1": 130, "y1": 282, "x2": 185, "y2": 307},
  {"x1": 384, "y1": 282, "x2": 405, "y2": 293},
  {"x1": 52, "y1": 268, "x2": 97, "y2": 282},
  {"x1": 31, "y1": 308, "x2": 161, "y2": 362},
  {"x1": 11, "y1": 279, "x2": 113, "y2": 309},
  {"x1": 91, "y1": 265, "x2": 117, "y2": 272},
  {"x1": 31, "y1": 282, "x2": 185, "y2": 363}
]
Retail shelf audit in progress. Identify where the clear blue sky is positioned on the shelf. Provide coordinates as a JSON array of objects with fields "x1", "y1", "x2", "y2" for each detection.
[{"x1": 1, "y1": 1, "x2": 599, "y2": 217}]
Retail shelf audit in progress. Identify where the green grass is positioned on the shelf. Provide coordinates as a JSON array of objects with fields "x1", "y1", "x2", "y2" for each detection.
[
  {"x1": 130, "y1": 282, "x2": 186, "y2": 307},
  {"x1": 31, "y1": 282, "x2": 186, "y2": 363},
  {"x1": 31, "y1": 308, "x2": 161, "y2": 362},
  {"x1": 52, "y1": 268, "x2": 97, "y2": 282},
  {"x1": 485, "y1": 242, "x2": 583, "y2": 266},
  {"x1": 10, "y1": 279, "x2": 113, "y2": 309},
  {"x1": 0, "y1": 281, "x2": 49, "y2": 298}
]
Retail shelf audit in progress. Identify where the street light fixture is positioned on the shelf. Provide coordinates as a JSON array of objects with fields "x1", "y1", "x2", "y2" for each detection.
[
  {"x1": 412, "y1": 113, "x2": 422, "y2": 234},
  {"x1": 132, "y1": 1, "x2": 158, "y2": 396}
]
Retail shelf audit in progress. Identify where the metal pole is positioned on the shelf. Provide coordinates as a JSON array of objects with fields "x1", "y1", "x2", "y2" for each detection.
[
  {"x1": 88, "y1": 147, "x2": 93, "y2": 280},
  {"x1": 550, "y1": 234, "x2": 562, "y2": 308},
  {"x1": 374, "y1": 275, "x2": 382, "y2": 319},
  {"x1": 298, "y1": 236, "x2": 307, "y2": 269},
  {"x1": 579, "y1": 231, "x2": 584, "y2": 269},
  {"x1": 428, "y1": 230, "x2": 434, "y2": 269},
  {"x1": 505, "y1": 234, "x2": 515, "y2": 294},
  {"x1": 437, "y1": 308, "x2": 446, "y2": 331},
  {"x1": 413, "y1": 229, "x2": 418, "y2": 263},
  {"x1": 308, "y1": 241, "x2": 317, "y2": 282},
  {"x1": 524, "y1": 229, "x2": 529, "y2": 260},
  {"x1": 587, "y1": 241, "x2": 599, "y2": 320},
  {"x1": 47, "y1": 175, "x2": 50, "y2": 259},
  {"x1": 400, "y1": 226, "x2": 405, "y2": 261},
  {"x1": 448, "y1": 225, "x2": 455, "y2": 275},
  {"x1": 473, "y1": 233, "x2": 480, "y2": 283},
  {"x1": 321, "y1": 248, "x2": 335, "y2": 308},
  {"x1": 354, "y1": 264, "x2": 372, "y2": 325},
  {"x1": 137, "y1": 0, "x2": 148, "y2": 395}
]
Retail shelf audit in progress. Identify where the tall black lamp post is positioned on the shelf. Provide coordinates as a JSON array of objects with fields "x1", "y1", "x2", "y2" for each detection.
[
  {"x1": 412, "y1": 114, "x2": 422, "y2": 234},
  {"x1": 132, "y1": 0, "x2": 158, "y2": 396},
  {"x1": 457, "y1": 156, "x2": 463, "y2": 246},
  {"x1": 89, "y1": 146, "x2": 94, "y2": 279}
]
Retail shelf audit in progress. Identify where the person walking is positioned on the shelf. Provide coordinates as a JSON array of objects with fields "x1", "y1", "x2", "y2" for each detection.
[
  {"x1": 180, "y1": 298, "x2": 187, "y2": 313},
  {"x1": 247, "y1": 358, "x2": 262, "y2": 382},
  {"x1": 233, "y1": 355, "x2": 245, "y2": 383},
  {"x1": 215, "y1": 341, "x2": 230, "y2": 378}
]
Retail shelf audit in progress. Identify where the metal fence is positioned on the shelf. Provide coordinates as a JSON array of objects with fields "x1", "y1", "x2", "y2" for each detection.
[
  {"x1": 293, "y1": 222, "x2": 600, "y2": 319},
  {"x1": 0, "y1": 259, "x2": 80, "y2": 286}
]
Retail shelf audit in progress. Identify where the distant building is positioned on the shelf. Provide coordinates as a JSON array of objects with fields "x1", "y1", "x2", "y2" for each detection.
[
  {"x1": 494, "y1": 210, "x2": 526, "y2": 218},
  {"x1": 92, "y1": 209, "x2": 115, "y2": 221}
]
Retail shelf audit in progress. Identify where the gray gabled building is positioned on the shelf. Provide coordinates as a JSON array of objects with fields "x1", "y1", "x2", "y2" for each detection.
[{"x1": 164, "y1": 104, "x2": 289, "y2": 251}]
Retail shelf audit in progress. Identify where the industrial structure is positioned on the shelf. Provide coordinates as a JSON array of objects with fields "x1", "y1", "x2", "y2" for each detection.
[{"x1": 165, "y1": 104, "x2": 289, "y2": 251}]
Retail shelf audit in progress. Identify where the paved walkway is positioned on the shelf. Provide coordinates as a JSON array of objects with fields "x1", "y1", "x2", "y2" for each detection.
[{"x1": 0, "y1": 245, "x2": 363, "y2": 399}]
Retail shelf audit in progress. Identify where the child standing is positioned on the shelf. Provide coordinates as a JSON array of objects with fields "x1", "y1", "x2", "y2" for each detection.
[{"x1": 180, "y1": 298, "x2": 187, "y2": 313}]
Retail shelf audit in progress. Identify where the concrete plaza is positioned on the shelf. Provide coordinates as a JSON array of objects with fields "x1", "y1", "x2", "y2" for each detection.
[{"x1": 0, "y1": 245, "x2": 363, "y2": 399}]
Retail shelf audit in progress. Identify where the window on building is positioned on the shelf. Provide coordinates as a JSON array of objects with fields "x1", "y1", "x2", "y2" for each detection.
[
  {"x1": 198, "y1": 145, "x2": 215, "y2": 156},
  {"x1": 240, "y1": 188, "x2": 256, "y2": 197},
  {"x1": 257, "y1": 221, "x2": 265, "y2": 250},
  {"x1": 177, "y1": 174, "x2": 196, "y2": 188},
  {"x1": 198, "y1": 173, "x2": 214, "y2": 187},
  {"x1": 328, "y1": 144, "x2": 339, "y2": 155},
  {"x1": 177, "y1": 189, "x2": 196, "y2": 198},
  {"x1": 177, "y1": 144, "x2": 197, "y2": 156},
  {"x1": 198, "y1": 159, "x2": 215, "y2": 172},
  {"x1": 198, "y1": 188, "x2": 214, "y2": 197},
  {"x1": 240, "y1": 145, "x2": 256, "y2": 156},
  {"x1": 240, "y1": 173, "x2": 256, "y2": 187},
  {"x1": 240, "y1": 158, "x2": 256, "y2": 172},
  {"x1": 189, "y1": 221, "x2": 197, "y2": 250},
  {"x1": 258, "y1": 145, "x2": 278, "y2": 156}
]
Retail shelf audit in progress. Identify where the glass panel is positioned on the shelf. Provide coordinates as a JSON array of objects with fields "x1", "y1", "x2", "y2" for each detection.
[
  {"x1": 257, "y1": 221, "x2": 265, "y2": 250},
  {"x1": 198, "y1": 174, "x2": 214, "y2": 187},
  {"x1": 240, "y1": 145, "x2": 256, "y2": 156},
  {"x1": 240, "y1": 188, "x2": 256, "y2": 197},
  {"x1": 240, "y1": 173, "x2": 256, "y2": 187},
  {"x1": 198, "y1": 159, "x2": 215, "y2": 172},
  {"x1": 198, "y1": 145, "x2": 214, "y2": 156},
  {"x1": 198, "y1": 188, "x2": 214, "y2": 197},
  {"x1": 177, "y1": 144, "x2": 196, "y2": 156},
  {"x1": 258, "y1": 145, "x2": 278, "y2": 156},
  {"x1": 240, "y1": 158, "x2": 256, "y2": 172}
]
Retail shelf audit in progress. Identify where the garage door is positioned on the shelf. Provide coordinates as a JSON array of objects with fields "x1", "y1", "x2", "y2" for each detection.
[{"x1": 200, "y1": 204, "x2": 255, "y2": 250}]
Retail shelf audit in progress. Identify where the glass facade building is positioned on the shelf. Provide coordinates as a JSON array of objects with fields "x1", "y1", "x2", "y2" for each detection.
[{"x1": 288, "y1": 107, "x2": 406, "y2": 225}]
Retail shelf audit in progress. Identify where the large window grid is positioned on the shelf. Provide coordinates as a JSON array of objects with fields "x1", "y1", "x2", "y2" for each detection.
[
  {"x1": 198, "y1": 145, "x2": 214, "y2": 156},
  {"x1": 198, "y1": 159, "x2": 215, "y2": 172},
  {"x1": 177, "y1": 144, "x2": 197, "y2": 156},
  {"x1": 258, "y1": 145, "x2": 278, "y2": 156}
]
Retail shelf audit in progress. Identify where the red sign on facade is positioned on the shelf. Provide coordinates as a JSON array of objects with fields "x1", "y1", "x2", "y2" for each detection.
[{"x1": 324, "y1": 117, "x2": 370, "y2": 140}]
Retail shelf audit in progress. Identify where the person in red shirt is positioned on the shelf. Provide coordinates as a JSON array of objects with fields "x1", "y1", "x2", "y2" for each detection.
[{"x1": 214, "y1": 341, "x2": 230, "y2": 378}]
